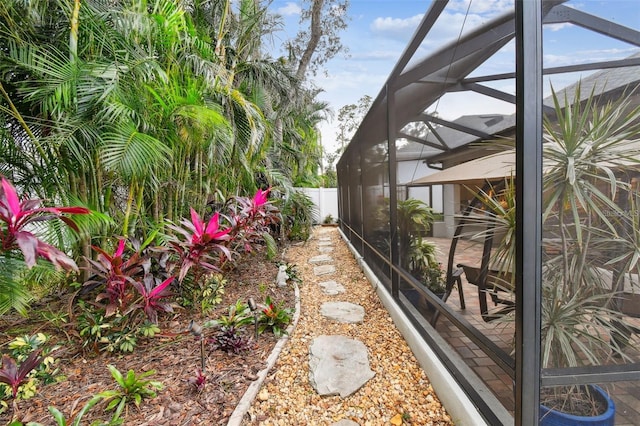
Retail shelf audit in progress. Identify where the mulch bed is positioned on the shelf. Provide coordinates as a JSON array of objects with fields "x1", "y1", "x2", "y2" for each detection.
[{"x1": 0, "y1": 248, "x2": 295, "y2": 425}]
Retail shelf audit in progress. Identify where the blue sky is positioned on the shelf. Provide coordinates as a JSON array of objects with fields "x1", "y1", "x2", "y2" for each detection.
[{"x1": 267, "y1": 1, "x2": 640, "y2": 152}]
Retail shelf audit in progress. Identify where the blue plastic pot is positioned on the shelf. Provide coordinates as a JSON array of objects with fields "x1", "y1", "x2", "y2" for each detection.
[{"x1": 540, "y1": 385, "x2": 615, "y2": 426}]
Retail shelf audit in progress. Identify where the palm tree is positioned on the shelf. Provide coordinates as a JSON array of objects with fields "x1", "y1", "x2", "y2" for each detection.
[{"x1": 0, "y1": 0, "x2": 329, "y2": 256}]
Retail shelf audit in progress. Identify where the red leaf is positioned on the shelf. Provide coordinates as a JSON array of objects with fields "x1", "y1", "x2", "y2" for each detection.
[
  {"x1": 204, "y1": 212, "x2": 220, "y2": 237},
  {"x1": 0, "y1": 350, "x2": 43, "y2": 398},
  {"x1": 114, "y1": 239, "x2": 126, "y2": 258},
  {"x1": 190, "y1": 208, "x2": 204, "y2": 238},
  {"x1": 36, "y1": 241, "x2": 78, "y2": 271},
  {"x1": 52, "y1": 206, "x2": 90, "y2": 215},
  {"x1": 14, "y1": 231, "x2": 38, "y2": 268},
  {"x1": 149, "y1": 276, "x2": 174, "y2": 298},
  {"x1": 0, "y1": 177, "x2": 21, "y2": 219}
]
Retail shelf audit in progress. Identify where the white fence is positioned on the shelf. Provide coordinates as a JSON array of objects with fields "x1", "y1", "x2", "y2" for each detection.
[{"x1": 295, "y1": 187, "x2": 339, "y2": 224}]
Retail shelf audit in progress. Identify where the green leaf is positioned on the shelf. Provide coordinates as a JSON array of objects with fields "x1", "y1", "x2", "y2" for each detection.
[
  {"x1": 105, "y1": 396, "x2": 123, "y2": 411},
  {"x1": 47, "y1": 406, "x2": 67, "y2": 426},
  {"x1": 107, "y1": 365, "x2": 123, "y2": 387}
]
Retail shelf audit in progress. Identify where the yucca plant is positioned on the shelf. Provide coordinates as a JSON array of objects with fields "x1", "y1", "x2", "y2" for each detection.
[{"x1": 471, "y1": 84, "x2": 640, "y2": 419}]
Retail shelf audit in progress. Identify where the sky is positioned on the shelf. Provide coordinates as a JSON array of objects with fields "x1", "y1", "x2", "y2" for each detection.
[{"x1": 266, "y1": 0, "x2": 640, "y2": 154}]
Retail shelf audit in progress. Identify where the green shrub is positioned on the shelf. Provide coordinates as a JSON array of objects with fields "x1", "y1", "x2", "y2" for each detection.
[{"x1": 281, "y1": 190, "x2": 316, "y2": 241}]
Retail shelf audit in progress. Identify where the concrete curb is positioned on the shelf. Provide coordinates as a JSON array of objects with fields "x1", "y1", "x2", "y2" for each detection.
[{"x1": 226, "y1": 280, "x2": 302, "y2": 426}]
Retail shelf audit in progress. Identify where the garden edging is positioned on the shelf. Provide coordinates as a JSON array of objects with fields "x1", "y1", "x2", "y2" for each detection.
[{"x1": 226, "y1": 280, "x2": 301, "y2": 426}]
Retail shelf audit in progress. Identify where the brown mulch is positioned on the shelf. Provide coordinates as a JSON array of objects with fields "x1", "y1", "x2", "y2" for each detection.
[{"x1": 0, "y1": 248, "x2": 295, "y2": 425}]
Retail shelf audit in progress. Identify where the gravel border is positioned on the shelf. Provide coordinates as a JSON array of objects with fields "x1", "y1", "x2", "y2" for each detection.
[{"x1": 242, "y1": 227, "x2": 453, "y2": 425}]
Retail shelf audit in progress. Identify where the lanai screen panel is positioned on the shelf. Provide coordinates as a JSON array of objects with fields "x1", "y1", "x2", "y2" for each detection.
[
  {"x1": 337, "y1": 0, "x2": 640, "y2": 423},
  {"x1": 362, "y1": 139, "x2": 390, "y2": 278}
]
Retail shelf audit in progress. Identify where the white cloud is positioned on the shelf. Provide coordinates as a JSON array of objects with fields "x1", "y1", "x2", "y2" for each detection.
[
  {"x1": 447, "y1": 0, "x2": 514, "y2": 16},
  {"x1": 544, "y1": 47, "x2": 640, "y2": 68},
  {"x1": 546, "y1": 22, "x2": 573, "y2": 32},
  {"x1": 277, "y1": 2, "x2": 301, "y2": 17},
  {"x1": 370, "y1": 14, "x2": 424, "y2": 41},
  {"x1": 351, "y1": 49, "x2": 400, "y2": 61}
]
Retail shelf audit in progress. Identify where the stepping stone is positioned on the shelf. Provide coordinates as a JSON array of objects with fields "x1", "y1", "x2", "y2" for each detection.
[
  {"x1": 314, "y1": 264, "x2": 336, "y2": 276},
  {"x1": 319, "y1": 246, "x2": 334, "y2": 253},
  {"x1": 320, "y1": 301, "x2": 365, "y2": 323},
  {"x1": 318, "y1": 241, "x2": 333, "y2": 247},
  {"x1": 309, "y1": 335, "x2": 375, "y2": 398},
  {"x1": 318, "y1": 236, "x2": 332, "y2": 241},
  {"x1": 309, "y1": 254, "x2": 333, "y2": 264},
  {"x1": 318, "y1": 280, "x2": 345, "y2": 295},
  {"x1": 332, "y1": 421, "x2": 359, "y2": 426}
]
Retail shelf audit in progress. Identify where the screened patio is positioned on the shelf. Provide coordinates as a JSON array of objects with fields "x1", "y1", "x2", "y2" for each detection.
[{"x1": 336, "y1": 1, "x2": 640, "y2": 424}]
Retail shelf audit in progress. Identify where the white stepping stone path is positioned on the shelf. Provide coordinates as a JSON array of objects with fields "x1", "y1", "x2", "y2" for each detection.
[
  {"x1": 320, "y1": 301, "x2": 365, "y2": 323},
  {"x1": 314, "y1": 264, "x2": 336, "y2": 276},
  {"x1": 318, "y1": 280, "x2": 345, "y2": 295},
  {"x1": 309, "y1": 335, "x2": 375, "y2": 398},
  {"x1": 307, "y1": 231, "x2": 372, "y2": 405},
  {"x1": 309, "y1": 254, "x2": 333, "y2": 264}
]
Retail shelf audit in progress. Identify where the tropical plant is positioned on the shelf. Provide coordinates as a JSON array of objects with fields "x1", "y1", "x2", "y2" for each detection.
[
  {"x1": 278, "y1": 262, "x2": 302, "y2": 285},
  {"x1": 75, "y1": 302, "x2": 137, "y2": 354},
  {"x1": 0, "y1": 0, "x2": 326, "y2": 251},
  {"x1": 408, "y1": 239, "x2": 447, "y2": 294},
  {"x1": 187, "y1": 368, "x2": 207, "y2": 393},
  {"x1": 209, "y1": 326, "x2": 252, "y2": 354},
  {"x1": 6, "y1": 334, "x2": 59, "y2": 386},
  {"x1": 462, "y1": 177, "x2": 516, "y2": 289},
  {"x1": 258, "y1": 295, "x2": 292, "y2": 338},
  {"x1": 98, "y1": 365, "x2": 162, "y2": 421},
  {"x1": 83, "y1": 239, "x2": 144, "y2": 317},
  {"x1": 198, "y1": 273, "x2": 226, "y2": 315},
  {"x1": 280, "y1": 190, "x2": 316, "y2": 240},
  {"x1": 0, "y1": 177, "x2": 89, "y2": 315},
  {"x1": 128, "y1": 276, "x2": 175, "y2": 324},
  {"x1": 469, "y1": 84, "x2": 640, "y2": 417},
  {"x1": 208, "y1": 300, "x2": 254, "y2": 329},
  {"x1": 30, "y1": 395, "x2": 107, "y2": 426},
  {"x1": 224, "y1": 188, "x2": 280, "y2": 257},
  {"x1": 397, "y1": 198, "x2": 434, "y2": 271},
  {"x1": 167, "y1": 209, "x2": 232, "y2": 283},
  {"x1": 0, "y1": 350, "x2": 43, "y2": 400}
]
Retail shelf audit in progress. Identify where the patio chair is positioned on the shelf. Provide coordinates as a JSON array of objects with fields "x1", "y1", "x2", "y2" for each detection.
[
  {"x1": 428, "y1": 265, "x2": 465, "y2": 326},
  {"x1": 456, "y1": 263, "x2": 515, "y2": 322},
  {"x1": 433, "y1": 179, "x2": 515, "y2": 324}
]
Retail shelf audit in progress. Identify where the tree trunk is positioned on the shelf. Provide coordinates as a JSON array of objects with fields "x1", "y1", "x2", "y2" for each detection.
[{"x1": 296, "y1": 0, "x2": 324, "y2": 81}]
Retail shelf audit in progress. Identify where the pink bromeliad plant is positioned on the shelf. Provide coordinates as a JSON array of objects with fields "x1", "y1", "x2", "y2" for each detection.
[
  {"x1": 225, "y1": 188, "x2": 280, "y2": 255},
  {"x1": 84, "y1": 239, "x2": 143, "y2": 316},
  {"x1": 168, "y1": 209, "x2": 233, "y2": 283},
  {"x1": 0, "y1": 176, "x2": 89, "y2": 271},
  {"x1": 167, "y1": 188, "x2": 278, "y2": 280},
  {"x1": 82, "y1": 188, "x2": 279, "y2": 325}
]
